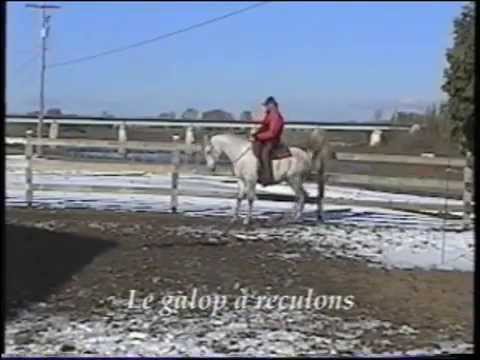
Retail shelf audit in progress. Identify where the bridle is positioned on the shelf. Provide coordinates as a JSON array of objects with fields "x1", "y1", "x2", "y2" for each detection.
[{"x1": 206, "y1": 141, "x2": 252, "y2": 166}]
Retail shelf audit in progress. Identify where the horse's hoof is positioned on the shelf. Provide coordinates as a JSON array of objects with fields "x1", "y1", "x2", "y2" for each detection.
[
  {"x1": 244, "y1": 223, "x2": 253, "y2": 231},
  {"x1": 287, "y1": 213, "x2": 298, "y2": 221},
  {"x1": 279, "y1": 216, "x2": 293, "y2": 225}
]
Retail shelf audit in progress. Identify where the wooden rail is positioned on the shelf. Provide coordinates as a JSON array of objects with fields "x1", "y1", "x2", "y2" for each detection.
[
  {"x1": 334, "y1": 152, "x2": 466, "y2": 167},
  {"x1": 24, "y1": 137, "x2": 202, "y2": 152},
  {"x1": 19, "y1": 131, "x2": 473, "y2": 221},
  {"x1": 332, "y1": 151, "x2": 473, "y2": 221},
  {"x1": 327, "y1": 173, "x2": 464, "y2": 192},
  {"x1": 29, "y1": 184, "x2": 465, "y2": 213}
]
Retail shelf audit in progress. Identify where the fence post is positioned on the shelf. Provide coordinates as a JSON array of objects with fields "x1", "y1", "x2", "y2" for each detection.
[
  {"x1": 369, "y1": 129, "x2": 383, "y2": 147},
  {"x1": 118, "y1": 121, "x2": 127, "y2": 157},
  {"x1": 185, "y1": 125, "x2": 195, "y2": 164},
  {"x1": 49, "y1": 120, "x2": 59, "y2": 150},
  {"x1": 463, "y1": 151, "x2": 473, "y2": 222},
  {"x1": 25, "y1": 130, "x2": 33, "y2": 207},
  {"x1": 316, "y1": 156, "x2": 325, "y2": 222},
  {"x1": 171, "y1": 135, "x2": 180, "y2": 213}
]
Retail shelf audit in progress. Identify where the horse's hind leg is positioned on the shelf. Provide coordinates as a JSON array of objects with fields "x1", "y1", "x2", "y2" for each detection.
[
  {"x1": 294, "y1": 184, "x2": 307, "y2": 221},
  {"x1": 287, "y1": 176, "x2": 306, "y2": 221},
  {"x1": 243, "y1": 181, "x2": 256, "y2": 227},
  {"x1": 298, "y1": 185, "x2": 308, "y2": 218}
]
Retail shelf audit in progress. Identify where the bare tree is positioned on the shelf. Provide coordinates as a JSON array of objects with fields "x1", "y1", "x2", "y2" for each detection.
[
  {"x1": 240, "y1": 110, "x2": 253, "y2": 121},
  {"x1": 181, "y1": 108, "x2": 200, "y2": 120},
  {"x1": 202, "y1": 109, "x2": 235, "y2": 121},
  {"x1": 373, "y1": 109, "x2": 383, "y2": 122}
]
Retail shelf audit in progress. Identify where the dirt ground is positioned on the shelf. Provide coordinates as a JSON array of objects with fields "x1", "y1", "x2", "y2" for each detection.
[{"x1": 5, "y1": 207, "x2": 473, "y2": 351}]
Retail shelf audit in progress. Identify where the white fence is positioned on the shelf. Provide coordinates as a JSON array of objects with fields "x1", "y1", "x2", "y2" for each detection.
[
  {"x1": 16, "y1": 130, "x2": 474, "y2": 222},
  {"x1": 6, "y1": 115, "x2": 411, "y2": 131}
]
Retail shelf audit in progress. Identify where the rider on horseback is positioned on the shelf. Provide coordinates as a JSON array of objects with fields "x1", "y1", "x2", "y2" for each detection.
[{"x1": 250, "y1": 96, "x2": 285, "y2": 186}]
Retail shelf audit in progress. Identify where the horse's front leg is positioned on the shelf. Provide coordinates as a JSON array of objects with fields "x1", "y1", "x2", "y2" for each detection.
[
  {"x1": 243, "y1": 181, "x2": 256, "y2": 227},
  {"x1": 232, "y1": 180, "x2": 245, "y2": 223}
]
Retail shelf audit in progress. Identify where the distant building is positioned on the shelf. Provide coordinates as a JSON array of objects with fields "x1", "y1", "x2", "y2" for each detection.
[
  {"x1": 27, "y1": 109, "x2": 80, "y2": 117},
  {"x1": 46, "y1": 108, "x2": 63, "y2": 116},
  {"x1": 101, "y1": 111, "x2": 115, "y2": 118},
  {"x1": 158, "y1": 112, "x2": 176, "y2": 119}
]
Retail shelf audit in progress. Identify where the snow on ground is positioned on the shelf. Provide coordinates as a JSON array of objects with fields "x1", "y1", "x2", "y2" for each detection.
[
  {"x1": 166, "y1": 221, "x2": 473, "y2": 272},
  {"x1": 6, "y1": 155, "x2": 474, "y2": 272},
  {"x1": 4, "y1": 155, "x2": 474, "y2": 356},
  {"x1": 5, "y1": 302, "x2": 473, "y2": 356},
  {"x1": 7, "y1": 154, "x2": 464, "y2": 207}
]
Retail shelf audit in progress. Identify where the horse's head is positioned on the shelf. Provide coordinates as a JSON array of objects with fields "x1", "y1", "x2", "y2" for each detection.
[{"x1": 203, "y1": 135, "x2": 221, "y2": 172}]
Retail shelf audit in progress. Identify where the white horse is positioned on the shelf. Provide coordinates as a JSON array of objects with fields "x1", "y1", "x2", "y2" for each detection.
[{"x1": 204, "y1": 130, "x2": 329, "y2": 225}]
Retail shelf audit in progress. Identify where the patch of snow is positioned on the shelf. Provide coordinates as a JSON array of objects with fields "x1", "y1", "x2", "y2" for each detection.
[
  {"x1": 5, "y1": 155, "x2": 474, "y2": 272},
  {"x1": 4, "y1": 305, "x2": 473, "y2": 356}
]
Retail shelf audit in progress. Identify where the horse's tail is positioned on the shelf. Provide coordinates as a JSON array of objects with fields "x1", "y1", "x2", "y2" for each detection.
[
  {"x1": 306, "y1": 128, "x2": 330, "y2": 173},
  {"x1": 306, "y1": 129, "x2": 330, "y2": 221}
]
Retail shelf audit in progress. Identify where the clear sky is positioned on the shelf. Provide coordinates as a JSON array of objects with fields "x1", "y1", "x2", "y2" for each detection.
[{"x1": 6, "y1": 1, "x2": 464, "y2": 121}]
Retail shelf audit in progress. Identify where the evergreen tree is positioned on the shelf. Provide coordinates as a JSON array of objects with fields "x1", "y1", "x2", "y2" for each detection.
[{"x1": 442, "y1": 2, "x2": 475, "y2": 153}]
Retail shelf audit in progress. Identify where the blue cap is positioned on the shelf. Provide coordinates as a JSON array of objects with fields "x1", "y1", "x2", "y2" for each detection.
[{"x1": 262, "y1": 96, "x2": 278, "y2": 106}]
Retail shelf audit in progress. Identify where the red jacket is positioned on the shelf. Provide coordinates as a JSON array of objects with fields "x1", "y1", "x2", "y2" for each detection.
[{"x1": 255, "y1": 109, "x2": 285, "y2": 143}]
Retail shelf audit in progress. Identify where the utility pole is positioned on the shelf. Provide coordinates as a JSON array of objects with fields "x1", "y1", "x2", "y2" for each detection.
[{"x1": 26, "y1": 2, "x2": 61, "y2": 156}]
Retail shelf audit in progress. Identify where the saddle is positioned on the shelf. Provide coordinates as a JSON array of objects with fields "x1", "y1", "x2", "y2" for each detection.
[
  {"x1": 252, "y1": 141, "x2": 292, "y2": 185},
  {"x1": 253, "y1": 142, "x2": 292, "y2": 160}
]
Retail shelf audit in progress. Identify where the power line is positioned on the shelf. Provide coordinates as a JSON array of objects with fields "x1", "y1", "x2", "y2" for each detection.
[{"x1": 48, "y1": 1, "x2": 271, "y2": 69}]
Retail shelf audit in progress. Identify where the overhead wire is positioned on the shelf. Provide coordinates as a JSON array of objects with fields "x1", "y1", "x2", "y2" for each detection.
[{"x1": 47, "y1": 2, "x2": 271, "y2": 69}]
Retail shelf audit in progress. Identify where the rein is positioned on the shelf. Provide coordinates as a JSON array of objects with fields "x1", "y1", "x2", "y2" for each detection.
[{"x1": 230, "y1": 143, "x2": 252, "y2": 164}]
